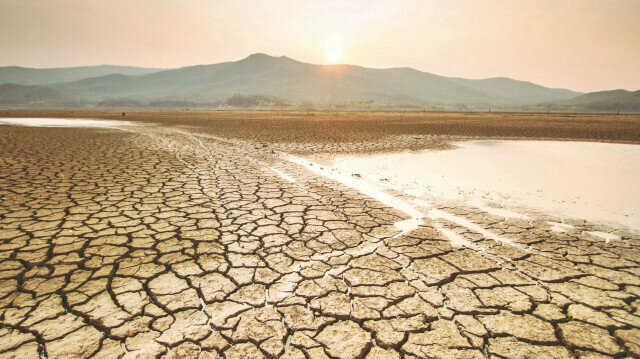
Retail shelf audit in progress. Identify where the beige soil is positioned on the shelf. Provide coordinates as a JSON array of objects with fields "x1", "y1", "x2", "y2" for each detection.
[{"x1": 0, "y1": 110, "x2": 639, "y2": 358}]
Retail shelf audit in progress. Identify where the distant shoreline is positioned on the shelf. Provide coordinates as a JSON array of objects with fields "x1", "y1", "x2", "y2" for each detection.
[
  {"x1": 2, "y1": 107, "x2": 640, "y2": 115},
  {"x1": 1, "y1": 110, "x2": 639, "y2": 155}
]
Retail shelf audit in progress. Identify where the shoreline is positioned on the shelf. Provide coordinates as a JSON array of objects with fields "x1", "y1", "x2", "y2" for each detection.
[{"x1": 1, "y1": 110, "x2": 639, "y2": 151}]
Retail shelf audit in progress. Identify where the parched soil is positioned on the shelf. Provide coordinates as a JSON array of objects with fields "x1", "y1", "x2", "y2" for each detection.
[
  {"x1": 3, "y1": 109, "x2": 640, "y2": 154},
  {"x1": 0, "y1": 111, "x2": 639, "y2": 358}
]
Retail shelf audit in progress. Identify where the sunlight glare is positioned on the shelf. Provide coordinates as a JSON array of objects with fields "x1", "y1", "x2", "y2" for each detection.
[{"x1": 326, "y1": 49, "x2": 342, "y2": 63}]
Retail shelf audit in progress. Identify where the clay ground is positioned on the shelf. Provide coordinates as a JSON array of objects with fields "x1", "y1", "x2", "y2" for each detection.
[{"x1": 1, "y1": 110, "x2": 640, "y2": 358}]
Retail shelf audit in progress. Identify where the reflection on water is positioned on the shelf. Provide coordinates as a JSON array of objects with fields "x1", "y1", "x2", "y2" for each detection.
[
  {"x1": 0, "y1": 118, "x2": 130, "y2": 127},
  {"x1": 333, "y1": 141, "x2": 640, "y2": 229},
  {"x1": 473, "y1": 140, "x2": 502, "y2": 146}
]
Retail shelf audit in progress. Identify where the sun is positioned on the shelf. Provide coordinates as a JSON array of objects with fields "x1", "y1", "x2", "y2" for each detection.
[{"x1": 326, "y1": 49, "x2": 342, "y2": 64}]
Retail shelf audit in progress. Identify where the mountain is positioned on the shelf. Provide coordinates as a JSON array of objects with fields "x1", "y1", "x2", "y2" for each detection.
[
  {"x1": 6, "y1": 53, "x2": 636, "y2": 111},
  {"x1": 562, "y1": 90, "x2": 640, "y2": 106},
  {"x1": 42, "y1": 53, "x2": 581, "y2": 108},
  {"x1": 0, "y1": 65, "x2": 164, "y2": 86},
  {"x1": 526, "y1": 89, "x2": 640, "y2": 112},
  {"x1": 450, "y1": 77, "x2": 579, "y2": 104},
  {"x1": 0, "y1": 83, "x2": 75, "y2": 106}
]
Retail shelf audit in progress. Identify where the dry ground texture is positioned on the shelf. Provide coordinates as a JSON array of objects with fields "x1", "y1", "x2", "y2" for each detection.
[
  {"x1": 0, "y1": 110, "x2": 640, "y2": 358},
  {"x1": 4, "y1": 109, "x2": 640, "y2": 154}
]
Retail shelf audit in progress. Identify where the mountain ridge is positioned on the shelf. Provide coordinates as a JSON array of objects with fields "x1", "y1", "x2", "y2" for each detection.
[
  {"x1": 0, "y1": 65, "x2": 165, "y2": 86},
  {"x1": 1, "y1": 53, "x2": 637, "y2": 111},
  {"x1": 525, "y1": 89, "x2": 640, "y2": 112},
  {"x1": 45, "y1": 53, "x2": 582, "y2": 106}
]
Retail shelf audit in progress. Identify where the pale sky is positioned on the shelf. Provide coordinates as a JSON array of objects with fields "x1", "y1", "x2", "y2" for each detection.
[{"x1": 1, "y1": 0, "x2": 639, "y2": 92}]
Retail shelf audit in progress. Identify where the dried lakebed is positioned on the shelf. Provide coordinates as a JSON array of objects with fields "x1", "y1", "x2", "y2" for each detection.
[{"x1": 0, "y1": 120, "x2": 639, "y2": 359}]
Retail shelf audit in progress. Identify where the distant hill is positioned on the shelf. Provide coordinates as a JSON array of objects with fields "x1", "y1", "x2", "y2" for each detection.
[
  {"x1": 2, "y1": 53, "x2": 637, "y2": 111},
  {"x1": 0, "y1": 65, "x2": 163, "y2": 86},
  {"x1": 0, "y1": 83, "x2": 75, "y2": 106},
  {"x1": 450, "y1": 77, "x2": 579, "y2": 104},
  {"x1": 563, "y1": 90, "x2": 640, "y2": 106},
  {"x1": 527, "y1": 90, "x2": 640, "y2": 112}
]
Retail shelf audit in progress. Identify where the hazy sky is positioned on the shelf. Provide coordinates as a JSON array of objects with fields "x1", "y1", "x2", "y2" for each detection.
[{"x1": 1, "y1": 0, "x2": 639, "y2": 92}]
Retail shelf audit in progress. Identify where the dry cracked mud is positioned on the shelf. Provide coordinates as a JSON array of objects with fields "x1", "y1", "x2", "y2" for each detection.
[{"x1": 1, "y1": 119, "x2": 640, "y2": 359}]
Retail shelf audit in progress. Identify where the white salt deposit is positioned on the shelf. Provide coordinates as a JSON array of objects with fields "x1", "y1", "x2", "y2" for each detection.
[
  {"x1": 467, "y1": 199, "x2": 531, "y2": 220},
  {"x1": 584, "y1": 231, "x2": 621, "y2": 243},
  {"x1": 268, "y1": 167, "x2": 297, "y2": 183},
  {"x1": 548, "y1": 222, "x2": 576, "y2": 233},
  {"x1": 428, "y1": 208, "x2": 524, "y2": 249}
]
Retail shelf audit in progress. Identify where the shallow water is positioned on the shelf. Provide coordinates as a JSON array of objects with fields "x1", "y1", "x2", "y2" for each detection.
[
  {"x1": 0, "y1": 117, "x2": 130, "y2": 127},
  {"x1": 332, "y1": 141, "x2": 640, "y2": 229}
]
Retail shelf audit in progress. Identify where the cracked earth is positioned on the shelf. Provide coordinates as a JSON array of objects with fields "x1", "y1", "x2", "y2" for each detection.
[{"x1": 1, "y1": 121, "x2": 639, "y2": 359}]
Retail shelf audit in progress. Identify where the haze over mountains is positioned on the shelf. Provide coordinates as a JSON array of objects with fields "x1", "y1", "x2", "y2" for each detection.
[
  {"x1": 1, "y1": 53, "x2": 638, "y2": 112},
  {"x1": 0, "y1": 65, "x2": 163, "y2": 86}
]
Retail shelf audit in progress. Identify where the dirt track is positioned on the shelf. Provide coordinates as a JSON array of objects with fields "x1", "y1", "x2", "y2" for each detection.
[{"x1": 0, "y1": 112, "x2": 640, "y2": 358}]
